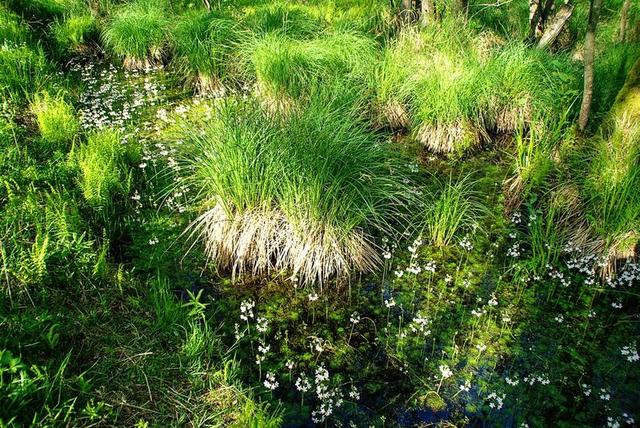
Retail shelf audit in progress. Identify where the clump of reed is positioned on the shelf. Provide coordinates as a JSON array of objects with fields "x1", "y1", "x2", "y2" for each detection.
[
  {"x1": 171, "y1": 10, "x2": 241, "y2": 94},
  {"x1": 102, "y1": 0, "x2": 170, "y2": 70},
  {"x1": 246, "y1": 31, "x2": 376, "y2": 110},
  {"x1": 374, "y1": 19, "x2": 578, "y2": 154},
  {"x1": 175, "y1": 90, "x2": 411, "y2": 285},
  {"x1": 51, "y1": 13, "x2": 98, "y2": 55},
  {"x1": 242, "y1": 2, "x2": 323, "y2": 39}
]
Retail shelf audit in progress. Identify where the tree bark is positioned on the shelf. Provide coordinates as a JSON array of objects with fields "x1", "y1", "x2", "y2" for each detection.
[
  {"x1": 537, "y1": 3, "x2": 574, "y2": 49},
  {"x1": 578, "y1": 0, "x2": 603, "y2": 132},
  {"x1": 619, "y1": 0, "x2": 631, "y2": 43},
  {"x1": 420, "y1": 0, "x2": 436, "y2": 26}
]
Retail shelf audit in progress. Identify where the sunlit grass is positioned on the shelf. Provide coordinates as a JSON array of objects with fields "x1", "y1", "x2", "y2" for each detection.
[
  {"x1": 30, "y1": 92, "x2": 78, "y2": 151},
  {"x1": 172, "y1": 10, "x2": 241, "y2": 93},
  {"x1": 102, "y1": 0, "x2": 169, "y2": 69},
  {"x1": 247, "y1": 31, "x2": 376, "y2": 107},
  {"x1": 420, "y1": 173, "x2": 487, "y2": 247},
  {"x1": 176, "y1": 91, "x2": 411, "y2": 284}
]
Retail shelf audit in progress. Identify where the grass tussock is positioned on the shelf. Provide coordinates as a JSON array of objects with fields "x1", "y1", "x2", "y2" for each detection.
[
  {"x1": 248, "y1": 31, "x2": 376, "y2": 108},
  {"x1": 176, "y1": 94, "x2": 410, "y2": 285},
  {"x1": 51, "y1": 13, "x2": 97, "y2": 55},
  {"x1": 375, "y1": 20, "x2": 579, "y2": 154},
  {"x1": 102, "y1": 0, "x2": 169, "y2": 70},
  {"x1": 242, "y1": 2, "x2": 323, "y2": 38},
  {"x1": 30, "y1": 92, "x2": 78, "y2": 151},
  {"x1": 420, "y1": 174, "x2": 486, "y2": 247},
  {"x1": 172, "y1": 10, "x2": 241, "y2": 94}
]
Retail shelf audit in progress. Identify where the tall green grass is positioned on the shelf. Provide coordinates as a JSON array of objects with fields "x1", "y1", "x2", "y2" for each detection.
[
  {"x1": 30, "y1": 92, "x2": 78, "y2": 152},
  {"x1": 242, "y1": 2, "x2": 323, "y2": 38},
  {"x1": 51, "y1": 13, "x2": 97, "y2": 55},
  {"x1": 172, "y1": 10, "x2": 240, "y2": 93},
  {"x1": 420, "y1": 173, "x2": 486, "y2": 247},
  {"x1": 248, "y1": 31, "x2": 376, "y2": 105},
  {"x1": 0, "y1": 44, "x2": 47, "y2": 103},
  {"x1": 176, "y1": 91, "x2": 411, "y2": 284},
  {"x1": 0, "y1": 5, "x2": 28, "y2": 44},
  {"x1": 375, "y1": 20, "x2": 579, "y2": 154},
  {"x1": 102, "y1": 0, "x2": 170, "y2": 69}
]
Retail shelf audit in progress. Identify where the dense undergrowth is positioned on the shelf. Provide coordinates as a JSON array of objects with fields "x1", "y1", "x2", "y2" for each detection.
[{"x1": 1, "y1": 0, "x2": 639, "y2": 427}]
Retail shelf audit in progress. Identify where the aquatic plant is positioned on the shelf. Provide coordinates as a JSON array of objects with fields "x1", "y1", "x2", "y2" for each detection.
[
  {"x1": 172, "y1": 10, "x2": 240, "y2": 93},
  {"x1": 102, "y1": 0, "x2": 169, "y2": 69},
  {"x1": 176, "y1": 93, "x2": 410, "y2": 284}
]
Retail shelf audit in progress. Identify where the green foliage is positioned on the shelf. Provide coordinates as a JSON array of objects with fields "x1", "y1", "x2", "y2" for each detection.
[
  {"x1": 0, "y1": 189, "x2": 97, "y2": 288},
  {"x1": 242, "y1": 2, "x2": 323, "y2": 38},
  {"x1": 30, "y1": 92, "x2": 79, "y2": 152},
  {"x1": 75, "y1": 128, "x2": 131, "y2": 210},
  {"x1": 249, "y1": 31, "x2": 376, "y2": 101},
  {"x1": 6, "y1": 0, "x2": 85, "y2": 20},
  {"x1": 52, "y1": 13, "x2": 98, "y2": 55},
  {"x1": 375, "y1": 21, "x2": 579, "y2": 154},
  {"x1": 0, "y1": 5, "x2": 28, "y2": 44},
  {"x1": 0, "y1": 44, "x2": 47, "y2": 103},
  {"x1": 172, "y1": 10, "x2": 240, "y2": 92},
  {"x1": 176, "y1": 92, "x2": 411, "y2": 283},
  {"x1": 421, "y1": 173, "x2": 487, "y2": 247},
  {"x1": 102, "y1": 0, "x2": 170, "y2": 69}
]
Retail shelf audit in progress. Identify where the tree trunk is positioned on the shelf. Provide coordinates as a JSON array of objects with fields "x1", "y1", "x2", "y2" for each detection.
[
  {"x1": 619, "y1": 0, "x2": 631, "y2": 43},
  {"x1": 537, "y1": 3, "x2": 574, "y2": 49},
  {"x1": 578, "y1": 0, "x2": 603, "y2": 132},
  {"x1": 420, "y1": 0, "x2": 436, "y2": 26},
  {"x1": 528, "y1": 0, "x2": 557, "y2": 42}
]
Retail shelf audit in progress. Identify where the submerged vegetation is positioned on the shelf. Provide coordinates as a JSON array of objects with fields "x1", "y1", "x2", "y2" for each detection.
[{"x1": 1, "y1": 0, "x2": 639, "y2": 426}]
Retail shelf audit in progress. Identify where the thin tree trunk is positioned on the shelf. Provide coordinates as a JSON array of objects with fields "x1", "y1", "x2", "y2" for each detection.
[
  {"x1": 421, "y1": 0, "x2": 436, "y2": 26},
  {"x1": 619, "y1": 0, "x2": 631, "y2": 43},
  {"x1": 537, "y1": 3, "x2": 574, "y2": 49},
  {"x1": 578, "y1": 0, "x2": 603, "y2": 132}
]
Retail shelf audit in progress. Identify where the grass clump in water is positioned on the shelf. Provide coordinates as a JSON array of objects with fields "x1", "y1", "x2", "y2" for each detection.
[
  {"x1": 30, "y1": 92, "x2": 78, "y2": 152},
  {"x1": 176, "y1": 92, "x2": 410, "y2": 285},
  {"x1": 102, "y1": 0, "x2": 169, "y2": 70},
  {"x1": 51, "y1": 13, "x2": 97, "y2": 56},
  {"x1": 375, "y1": 20, "x2": 578, "y2": 154},
  {"x1": 172, "y1": 10, "x2": 241, "y2": 94},
  {"x1": 248, "y1": 31, "x2": 376, "y2": 109},
  {"x1": 420, "y1": 174, "x2": 487, "y2": 247},
  {"x1": 242, "y1": 2, "x2": 323, "y2": 38}
]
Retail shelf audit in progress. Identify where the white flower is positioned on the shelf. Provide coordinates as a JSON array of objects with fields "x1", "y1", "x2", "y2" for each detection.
[
  {"x1": 256, "y1": 317, "x2": 269, "y2": 333},
  {"x1": 263, "y1": 372, "x2": 278, "y2": 390},
  {"x1": 348, "y1": 385, "x2": 360, "y2": 400},
  {"x1": 308, "y1": 293, "x2": 319, "y2": 302},
  {"x1": 439, "y1": 364, "x2": 453, "y2": 379},
  {"x1": 295, "y1": 374, "x2": 311, "y2": 392}
]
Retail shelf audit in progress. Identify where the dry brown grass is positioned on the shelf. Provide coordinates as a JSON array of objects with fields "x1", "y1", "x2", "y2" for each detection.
[{"x1": 190, "y1": 204, "x2": 380, "y2": 285}]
